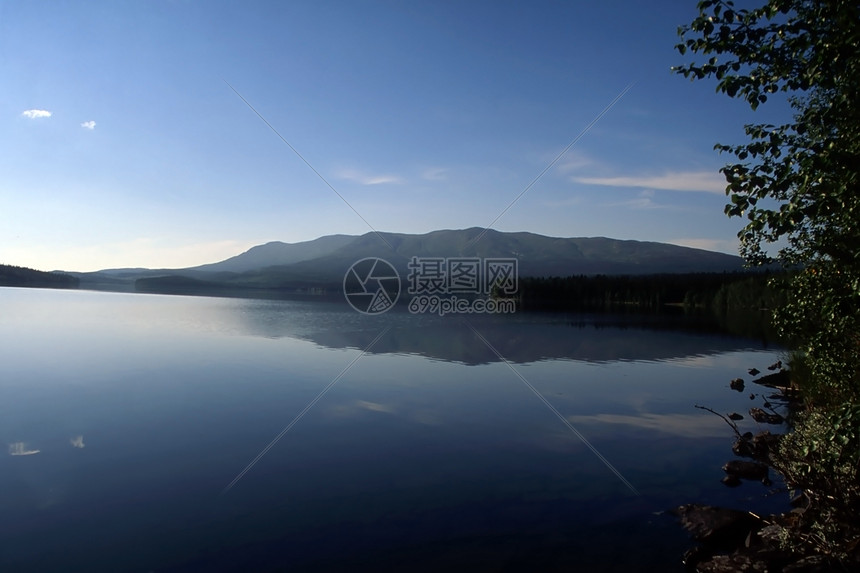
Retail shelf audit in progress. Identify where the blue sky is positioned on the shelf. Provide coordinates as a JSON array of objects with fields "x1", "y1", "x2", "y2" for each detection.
[{"x1": 1, "y1": 1, "x2": 791, "y2": 272}]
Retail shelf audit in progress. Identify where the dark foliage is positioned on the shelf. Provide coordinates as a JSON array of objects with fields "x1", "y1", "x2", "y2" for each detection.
[
  {"x1": 517, "y1": 271, "x2": 777, "y2": 312},
  {"x1": 0, "y1": 264, "x2": 79, "y2": 289}
]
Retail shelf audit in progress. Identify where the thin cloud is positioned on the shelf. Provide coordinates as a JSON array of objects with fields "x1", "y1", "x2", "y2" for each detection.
[
  {"x1": 554, "y1": 152, "x2": 594, "y2": 174},
  {"x1": 22, "y1": 109, "x2": 52, "y2": 119},
  {"x1": 421, "y1": 167, "x2": 448, "y2": 181},
  {"x1": 9, "y1": 442, "x2": 40, "y2": 456},
  {"x1": 336, "y1": 168, "x2": 404, "y2": 185},
  {"x1": 70, "y1": 435, "x2": 85, "y2": 448},
  {"x1": 80, "y1": 121, "x2": 96, "y2": 130},
  {"x1": 604, "y1": 189, "x2": 677, "y2": 210},
  {"x1": 573, "y1": 171, "x2": 726, "y2": 194},
  {"x1": 608, "y1": 197, "x2": 661, "y2": 210}
]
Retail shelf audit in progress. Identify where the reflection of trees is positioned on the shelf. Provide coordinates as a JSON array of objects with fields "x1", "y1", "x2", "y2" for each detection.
[{"x1": 231, "y1": 303, "x2": 771, "y2": 365}]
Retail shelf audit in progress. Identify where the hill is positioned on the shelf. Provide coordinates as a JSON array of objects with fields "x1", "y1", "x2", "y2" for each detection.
[
  {"x1": 299, "y1": 228, "x2": 742, "y2": 276},
  {"x1": 123, "y1": 228, "x2": 745, "y2": 296},
  {"x1": 0, "y1": 264, "x2": 79, "y2": 289},
  {"x1": 188, "y1": 234, "x2": 356, "y2": 273}
]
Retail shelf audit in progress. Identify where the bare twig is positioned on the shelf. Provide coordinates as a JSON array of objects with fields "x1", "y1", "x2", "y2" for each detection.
[{"x1": 695, "y1": 404, "x2": 742, "y2": 437}]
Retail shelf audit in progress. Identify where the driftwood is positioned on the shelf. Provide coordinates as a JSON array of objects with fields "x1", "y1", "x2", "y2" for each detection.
[{"x1": 695, "y1": 404, "x2": 741, "y2": 436}]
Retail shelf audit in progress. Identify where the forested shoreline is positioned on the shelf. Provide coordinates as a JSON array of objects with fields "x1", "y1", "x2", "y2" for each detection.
[
  {"x1": 2, "y1": 262, "x2": 783, "y2": 323},
  {"x1": 516, "y1": 271, "x2": 780, "y2": 313},
  {"x1": 0, "y1": 264, "x2": 79, "y2": 289}
]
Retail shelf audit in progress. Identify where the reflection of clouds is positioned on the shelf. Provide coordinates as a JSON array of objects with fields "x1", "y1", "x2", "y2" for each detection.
[
  {"x1": 411, "y1": 409, "x2": 444, "y2": 426},
  {"x1": 327, "y1": 400, "x2": 450, "y2": 427},
  {"x1": 70, "y1": 435, "x2": 85, "y2": 448},
  {"x1": 356, "y1": 400, "x2": 394, "y2": 413},
  {"x1": 9, "y1": 442, "x2": 40, "y2": 456},
  {"x1": 328, "y1": 399, "x2": 396, "y2": 418},
  {"x1": 566, "y1": 413, "x2": 726, "y2": 438}
]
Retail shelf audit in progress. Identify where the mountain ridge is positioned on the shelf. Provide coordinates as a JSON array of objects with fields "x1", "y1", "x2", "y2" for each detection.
[
  {"x1": 188, "y1": 234, "x2": 357, "y2": 273},
  {"x1": 230, "y1": 227, "x2": 744, "y2": 281},
  {"x1": 67, "y1": 228, "x2": 745, "y2": 293}
]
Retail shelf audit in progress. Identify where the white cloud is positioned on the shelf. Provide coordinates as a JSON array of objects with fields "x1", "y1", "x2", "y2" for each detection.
[
  {"x1": 70, "y1": 435, "x2": 85, "y2": 448},
  {"x1": 80, "y1": 121, "x2": 96, "y2": 130},
  {"x1": 9, "y1": 442, "x2": 40, "y2": 456},
  {"x1": 336, "y1": 168, "x2": 404, "y2": 185},
  {"x1": 22, "y1": 109, "x2": 52, "y2": 119},
  {"x1": 573, "y1": 171, "x2": 727, "y2": 194}
]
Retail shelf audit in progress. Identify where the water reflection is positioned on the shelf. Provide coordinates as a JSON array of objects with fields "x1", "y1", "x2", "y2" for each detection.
[
  {"x1": 0, "y1": 288, "x2": 770, "y2": 366},
  {"x1": 225, "y1": 300, "x2": 771, "y2": 365},
  {"x1": 0, "y1": 288, "x2": 787, "y2": 572}
]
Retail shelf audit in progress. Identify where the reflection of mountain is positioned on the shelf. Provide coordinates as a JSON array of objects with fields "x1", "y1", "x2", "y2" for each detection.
[
  {"x1": 304, "y1": 321, "x2": 763, "y2": 365},
  {"x1": 228, "y1": 305, "x2": 769, "y2": 365}
]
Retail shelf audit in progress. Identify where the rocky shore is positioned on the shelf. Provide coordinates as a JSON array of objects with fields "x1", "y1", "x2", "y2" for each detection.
[{"x1": 676, "y1": 369, "x2": 860, "y2": 572}]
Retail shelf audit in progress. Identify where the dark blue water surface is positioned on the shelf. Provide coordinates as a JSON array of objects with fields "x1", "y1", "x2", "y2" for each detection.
[{"x1": 0, "y1": 288, "x2": 789, "y2": 572}]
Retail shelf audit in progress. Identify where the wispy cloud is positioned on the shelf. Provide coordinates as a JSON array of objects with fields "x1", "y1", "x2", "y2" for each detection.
[
  {"x1": 337, "y1": 168, "x2": 404, "y2": 185},
  {"x1": 554, "y1": 152, "x2": 594, "y2": 174},
  {"x1": 22, "y1": 109, "x2": 52, "y2": 119},
  {"x1": 421, "y1": 167, "x2": 447, "y2": 181},
  {"x1": 80, "y1": 120, "x2": 96, "y2": 130},
  {"x1": 9, "y1": 442, "x2": 40, "y2": 456},
  {"x1": 573, "y1": 170, "x2": 726, "y2": 194},
  {"x1": 604, "y1": 189, "x2": 676, "y2": 210},
  {"x1": 70, "y1": 435, "x2": 85, "y2": 448}
]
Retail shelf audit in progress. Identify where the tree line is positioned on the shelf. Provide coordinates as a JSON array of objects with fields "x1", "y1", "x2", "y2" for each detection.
[
  {"x1": 516, "y1": 271, "x2": 781, "y2": 313},
  {"x1": 0, "y1": 264, "x2": 79, "y2": 289}
]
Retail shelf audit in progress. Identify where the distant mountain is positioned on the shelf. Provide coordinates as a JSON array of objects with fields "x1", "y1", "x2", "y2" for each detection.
[
  {"x1": 127, "y1": 228, "x2": 744, "y2": 295},
  {"x1": 225, "y1": 228, "x2": 744, "y2": 284},
  {"x1": 188, "y1": 235, "x2": 357, "y2": 273},
  {"x1": 59, "y1": 228, "x2": 746, "y2": 297}
]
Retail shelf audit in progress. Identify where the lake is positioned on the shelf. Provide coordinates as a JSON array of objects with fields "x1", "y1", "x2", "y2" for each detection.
[{"x1": 0, "y1": 288, "x2": 789, "y2": 572}]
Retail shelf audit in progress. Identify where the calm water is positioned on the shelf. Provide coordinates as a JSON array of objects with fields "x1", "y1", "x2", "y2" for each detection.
[{"x1": 0, "y1": 288, "x2": 788, "y2": 572}]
